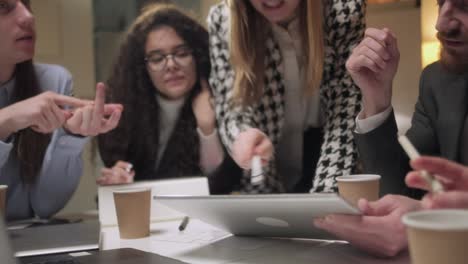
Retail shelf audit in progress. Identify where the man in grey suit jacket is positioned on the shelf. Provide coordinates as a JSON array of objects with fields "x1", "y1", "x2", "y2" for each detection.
[
  {"x1": 351, "y1": 21, "x2": 468, "y2": 197},
  {"x1": 355, "y1": 61, "x2": 468, "y2": 198},
  {"x1": 313, "y1": 0, "x2": 468, "y2": 258}
]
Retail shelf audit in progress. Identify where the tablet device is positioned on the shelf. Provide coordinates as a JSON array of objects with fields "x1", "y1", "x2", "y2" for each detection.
[{"x1": 155, "y1": 193, "x2": 360, "y2": 240}]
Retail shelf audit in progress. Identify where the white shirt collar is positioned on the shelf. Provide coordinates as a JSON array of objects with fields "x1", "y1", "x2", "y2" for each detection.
[{"x1": 271, "y1": 17, "x2": 300, "y2": 42}]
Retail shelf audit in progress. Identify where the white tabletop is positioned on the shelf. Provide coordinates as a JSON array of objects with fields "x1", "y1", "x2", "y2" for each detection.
[{"x1": 100, "y1": 218, "x2": 410, "y2": 264}]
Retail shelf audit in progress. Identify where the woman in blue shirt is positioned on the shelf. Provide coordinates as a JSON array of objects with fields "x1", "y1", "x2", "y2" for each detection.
[{"x1": 0, "y1": 0, "x2": 122, "y2": 220}]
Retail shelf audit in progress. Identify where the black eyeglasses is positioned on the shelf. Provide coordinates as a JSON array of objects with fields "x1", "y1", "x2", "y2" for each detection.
[{"x1": 145, "y1": 47, "x2": 193, "y2": 72}]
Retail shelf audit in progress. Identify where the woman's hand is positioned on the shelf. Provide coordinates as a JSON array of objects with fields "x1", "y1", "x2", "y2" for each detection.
[
  {"x1": 192, "y1": 79, "x2": 216, "y2": 135},
  {"x1": 231, "y1": 128, "x2": 273, "y2": 169},
  {"x1": 64, "y1": 82, "x2": 122, "y2": 136},
  {"x1": 0, "y1": 91, "x2": 88, "y2": 140},
  {"x1": 97, "y1": 161, "x2": 135, "y2": 186}
]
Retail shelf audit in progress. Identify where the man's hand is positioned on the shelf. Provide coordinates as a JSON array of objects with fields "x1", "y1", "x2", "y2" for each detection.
[
  {"x1": 346, "y1": 28, "x2": 400, "y2": 118},
  {"x1": 314, "y1": 195, "x2": 421, "y2": 257},
  {"x1": 406, "y1": 156, "x2": 468, "y2": 209}
]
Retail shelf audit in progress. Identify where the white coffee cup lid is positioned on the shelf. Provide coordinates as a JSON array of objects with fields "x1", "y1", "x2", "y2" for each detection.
[
  {"x1": 113, "y1": 187, "x2": 151, "y2": 194},
  {"x1": 0, "y1": 185, "x2": 7, "y2": 189},
  {"x1": 336, "y1": 174, "x2": 381, "y2": 182},
  {"x1": 402, "y1": 210, "x2": 468, "y2": 231}
]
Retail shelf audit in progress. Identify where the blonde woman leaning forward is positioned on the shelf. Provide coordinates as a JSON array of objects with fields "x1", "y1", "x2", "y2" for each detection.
[{"x1": 208, "y1": 0, "x2": 365, "y2": 193}]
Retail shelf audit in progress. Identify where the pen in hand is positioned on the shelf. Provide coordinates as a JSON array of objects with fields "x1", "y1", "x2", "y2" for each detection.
[
  {"x1": 178, "y1": 216, "x2": 189, "y2": 231},
  {"x1": 398, "y1": 135, "x2": 444, "y2": 193}
]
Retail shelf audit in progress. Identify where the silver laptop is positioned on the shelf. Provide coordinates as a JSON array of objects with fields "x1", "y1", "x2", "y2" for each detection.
[
  {"x1": 0, "y1": 216, "x2": 186, "y2": 264},
  {"x1": 155, "y1": 193, "x2": 360, "y2": 240},
  {"x1": 8, "y1": 220, "x2": 100, "y2": 257}
]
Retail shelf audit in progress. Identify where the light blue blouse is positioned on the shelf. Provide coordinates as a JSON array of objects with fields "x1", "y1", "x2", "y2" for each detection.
[{"x1": 0, "y1": 64, "x2": 88, "y2": 221}]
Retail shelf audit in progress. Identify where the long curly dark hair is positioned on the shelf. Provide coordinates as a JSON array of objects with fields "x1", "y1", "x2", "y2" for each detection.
[{"x1": 98, "y1": 4, "x2": 210, "y2": 179}]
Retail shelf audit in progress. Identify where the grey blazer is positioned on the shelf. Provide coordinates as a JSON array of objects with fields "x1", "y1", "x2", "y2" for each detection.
[{"x1": 354, "y1": 62, "x2": 468, "y2": 198}]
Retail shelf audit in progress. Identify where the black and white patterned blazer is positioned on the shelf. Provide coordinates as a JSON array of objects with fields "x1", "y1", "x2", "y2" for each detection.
[{"x1": 208, "y1": 0, "x2": 365, "y2": 193}]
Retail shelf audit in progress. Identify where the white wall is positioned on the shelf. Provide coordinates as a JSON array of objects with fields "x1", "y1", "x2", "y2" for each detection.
[
  {"x1": 421, "y1": 0, "x2": 438, "y2": 42},
  {"x1": 200, "y1": 0, "x2": 220, "y2": 25},
  {"x1": 32, "y1": 0, "x2": 98, "y2": 215}
]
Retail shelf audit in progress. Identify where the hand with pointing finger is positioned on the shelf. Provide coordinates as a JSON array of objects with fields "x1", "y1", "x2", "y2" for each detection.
[
  {"x1": 64, "y1": 82, "x2": 123, "y2": 136},
  {"x1": 0, "y1": 90, "x2": 88, "y2": 140}
]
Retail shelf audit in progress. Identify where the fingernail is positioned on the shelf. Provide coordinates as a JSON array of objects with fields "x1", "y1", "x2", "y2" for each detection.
[
  {"x1": 314, "y1": 217, "x2": 324, "y2": 226},
  {"x1": 421, "y1": 198, "x2": 433, "y2": 209},
  {"x1": 325, "y1": 215, "x2": 334, "y2": 221}
]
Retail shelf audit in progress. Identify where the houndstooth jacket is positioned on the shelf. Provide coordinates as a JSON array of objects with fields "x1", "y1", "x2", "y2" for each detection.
[{"x1": 208, "y1": 0, "x2": 365, "y2": 193}]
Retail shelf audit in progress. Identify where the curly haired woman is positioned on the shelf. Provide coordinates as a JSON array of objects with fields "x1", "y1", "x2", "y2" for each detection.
[{"x1": 98, "y1": 4, "x2": 240, "y2": 194}]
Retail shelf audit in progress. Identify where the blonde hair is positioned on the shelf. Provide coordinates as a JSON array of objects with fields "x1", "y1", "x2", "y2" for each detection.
[{"x1": 227, "y1": 0, "x2": 324, "y2": 106}]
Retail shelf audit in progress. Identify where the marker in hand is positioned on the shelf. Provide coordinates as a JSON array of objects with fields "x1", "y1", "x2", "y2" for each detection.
[
  {"x1": 125, "y1": 163, "x2": 133, "y2": 173},
  {"x1": 251, "y1": 156, "x2": 264, "y2": 185},
  {"x1": 398, "y1": 135, "x2": 444, "y2": 193}
]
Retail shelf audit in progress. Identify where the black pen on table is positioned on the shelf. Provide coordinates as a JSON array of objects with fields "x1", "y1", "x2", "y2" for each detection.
[{"x1": 178, "y1": 216, "x2": 189, "y2": 231}]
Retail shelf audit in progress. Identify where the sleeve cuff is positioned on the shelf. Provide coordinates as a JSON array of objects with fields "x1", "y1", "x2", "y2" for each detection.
[
  {"x1": 197, "y1": 127, "x2": 217, "y2": 139},
  {"x1": 0, "y1": 139, "x2": 13, "y2": 167},
  {"x1": 355, "y1": 106, "x2": 393, "y2": 134},
  {"x1": 55, "y1": 128, "x2": 90, "y2": 150}
]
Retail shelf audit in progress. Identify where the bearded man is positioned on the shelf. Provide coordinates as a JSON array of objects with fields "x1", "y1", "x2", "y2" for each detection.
[{"x1": 314, "y1": 0, "x2": 468, "y2": 257}]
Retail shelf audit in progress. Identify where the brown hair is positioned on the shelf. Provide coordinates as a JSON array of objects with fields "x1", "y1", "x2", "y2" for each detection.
[
  {"x1": 227, "y1": 0, "x2": 324, "y2": 105},
  {"x1": 12, "y1": 61, "x2": 52, "y2": 184}
]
